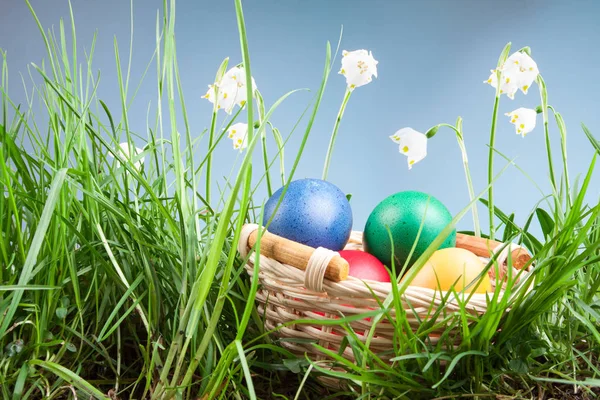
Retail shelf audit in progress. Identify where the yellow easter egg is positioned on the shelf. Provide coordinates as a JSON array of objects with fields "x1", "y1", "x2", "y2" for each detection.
[{"x1": 408, "y1": 248, "x2": 491, "y2": 294}]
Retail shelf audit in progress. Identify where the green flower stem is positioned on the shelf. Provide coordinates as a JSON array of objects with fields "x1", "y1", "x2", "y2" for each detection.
[
  {"x1": 486, "y1": 42, "x2": 511, "y2": 240},
  {"x1": 322, "y1": 87, "x2": 352, "y2": 180},
  {"x1": 487, "y1": 90, "x2": 501, "y2": 240},
  {"x1": 256, "y1": 115, "x2": 273, "y2": 197},
  {"x1": 204, "y1": 57, "x2": 229, "y2": 207},
  {"x1": 537, "y1": 76, "x2": 560, "y2": 215},
  {"x1": 260, "y1": 124, "x2": 273, "y2": 197},
  {"x1": 548, "y1": 105, "x2": 571, "y2": 207},
  {"x1": 256, "y1": 92, "x2": 273, "y2": 196},
  {"x1": 206, "y1": 109, "x2": 217, "y2": 205},
  {"x1": 268, "y1": 121, "x2": 286, "y2": 187},
  {"x1": 436, "y1": 121, "x2": 481, "y2": 237}
]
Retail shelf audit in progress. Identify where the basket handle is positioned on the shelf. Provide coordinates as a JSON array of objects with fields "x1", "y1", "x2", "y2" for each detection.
[
  {"x1": 456, "y1": 233, "x2": 531, "y2": 269},
  {"x1": 238, "y1": 224, "x2": 349, "y2": 283}
]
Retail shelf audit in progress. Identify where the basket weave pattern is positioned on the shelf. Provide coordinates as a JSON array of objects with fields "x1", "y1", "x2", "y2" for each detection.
[{"x1": 238, "y1": 224, "x2": 530, "y2": 362}]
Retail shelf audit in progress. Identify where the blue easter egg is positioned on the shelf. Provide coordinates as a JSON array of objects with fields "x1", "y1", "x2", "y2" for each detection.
[{"x1": 263, "y1": 179, "x2": 353, "y2": 251}]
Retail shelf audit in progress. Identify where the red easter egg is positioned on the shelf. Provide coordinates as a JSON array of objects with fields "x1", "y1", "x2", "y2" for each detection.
[
  {"x1": 339, "y1": 250, "x2": 391, "y2": 283},
  {"x1": 311, "y1": 251, "x2": 389, "y2": 336}
]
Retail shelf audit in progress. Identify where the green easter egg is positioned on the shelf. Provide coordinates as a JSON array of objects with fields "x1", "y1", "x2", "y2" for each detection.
[{"x1": 363, "y1": 191, "x2": 455, "y2": 274}]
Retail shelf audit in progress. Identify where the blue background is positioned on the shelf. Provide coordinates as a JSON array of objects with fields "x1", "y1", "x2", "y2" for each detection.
[{"x1": 2, "y1": 0, "x2": 599, "y2": 235}]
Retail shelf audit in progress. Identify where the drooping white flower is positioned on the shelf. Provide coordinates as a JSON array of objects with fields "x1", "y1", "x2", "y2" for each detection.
[
  {"x1": 503, "y1": 51, "x2": 539, "y2": 95},
  {"x1": 485, "y1": 69, "x2": 519, "y2": 99},
  {"x1": 505, "y1": 108, "x2": 537, "y2": 137},
  {"x1": 484, "y1": 51, "x2": 539, "y2": 99},
  {"x1": 116, "y1": 142, "x2": 144, "y2": 171},
  {"x1": 390, "y1": 128, "x2": 427, "y2": 169},
  {"x1": 203, "y1": 66, "x2": 257, "y2": 114},
  {"x1": 227, "y1": 122, "x2": 248, "y2": 151},
  {"x1": 339, "y1": 49, "x2": 378, "y2": 90}
]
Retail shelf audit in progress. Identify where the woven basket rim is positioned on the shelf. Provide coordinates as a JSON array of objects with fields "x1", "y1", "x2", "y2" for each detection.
[{"x1": 238, "y1": 224, "x2": 533, "y2": 299}]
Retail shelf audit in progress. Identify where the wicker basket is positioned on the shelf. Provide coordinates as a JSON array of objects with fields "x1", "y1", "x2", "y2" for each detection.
[{"x1": 237, "y1": 223, "x2": 532, "y2": 366}]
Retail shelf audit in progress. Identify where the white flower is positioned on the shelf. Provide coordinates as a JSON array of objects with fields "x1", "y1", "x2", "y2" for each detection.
[
  {"x1": 116, "y1": 142, "x2": 144, "y2": 171},
  {"x1": 484, "y1": 51, "x2": 539, "y2": 99},
  {"x1": 505, "y1": 107, "x2": 537, "y2": 137},
  {"x1": 203, "y1": 66, "x2": 257, "y2": 114},
  {"x1": 227, "y1": 122, "x2": 248, "y2": 151},
  {"x1": 485, "y1": 69, "x2": 519, "y2": 99},
  {"x1": 390, "y1": 128, "x2": 427, "y2": 169},
  {"x1": 339, "y1": 49, "x2": 378, "y2": 90},
  {"x1": 504, "y1": 51, "x2": 539, "y2": 95}
]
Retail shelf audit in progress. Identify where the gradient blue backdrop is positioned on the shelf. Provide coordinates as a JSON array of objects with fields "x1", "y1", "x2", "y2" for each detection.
[{"x1": 2, "y1": 0, "x2": 599, "y2": 234}]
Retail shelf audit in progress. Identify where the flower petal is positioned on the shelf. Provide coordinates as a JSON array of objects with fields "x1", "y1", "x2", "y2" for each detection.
[
  {"x1": 340, "y1": 49, "x2": 378, "y2": 90},
  {"x1": 227, "y1": 122, "x2": 249, "y2": 151},
  {"x1": 203, "y1": 66, "x2": 257, "y2": 113},
  {"x1": 485, "y1": 51, "x2": 539, "y2": 99},
  {"x1": 505, "y1": 107, "x2": 537, "y2": 137},
  {"x1": 484, "y1": 69, "x2": 518, "y2": 99},
  {"x1": 390, "y1": 128, "x2": 427, "y2": 169},
  {"x1": 117, "y1": 142, "x2": 144, "y2": 171}
]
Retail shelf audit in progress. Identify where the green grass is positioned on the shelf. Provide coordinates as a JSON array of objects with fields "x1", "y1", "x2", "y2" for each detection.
[{"x1": 1, "y1": 1, "x2": 599, "y2": 399}]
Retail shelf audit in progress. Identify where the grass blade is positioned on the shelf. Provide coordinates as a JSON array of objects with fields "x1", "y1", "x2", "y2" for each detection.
[
  {"x1": 29, "y1": 360, "x2": 109, "y2": 399},
  {"x1": 0, "y1": 168, "x2": 67, "y2": 338}
]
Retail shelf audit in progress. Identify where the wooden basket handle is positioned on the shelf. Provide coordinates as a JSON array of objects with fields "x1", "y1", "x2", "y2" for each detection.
[
  {"x1": 239, "y1": 224, "x2": 349, "y2": 282},
  {"x1": 455, "y1": 233, "x2": 531, "y2": 270}
]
